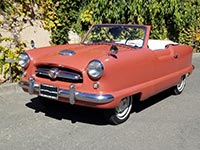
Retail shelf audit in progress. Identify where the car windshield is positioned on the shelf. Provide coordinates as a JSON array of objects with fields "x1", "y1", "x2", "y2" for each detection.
[{"x1": 82, "y1": 24, "x2": 146, "y2": 48}]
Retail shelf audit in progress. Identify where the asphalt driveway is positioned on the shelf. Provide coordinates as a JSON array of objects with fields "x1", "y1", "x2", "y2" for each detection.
[{"x1": 0, "y1": 54, "x2": 200, "y2": 150}]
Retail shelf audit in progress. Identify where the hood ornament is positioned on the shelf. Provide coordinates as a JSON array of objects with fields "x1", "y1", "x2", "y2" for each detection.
[
  {"x1": 49, "y1": 68, "x2": 59, "y2": 79},
  {"x1": 59, "y1": 50, "x2": 76, "y2": 56}
]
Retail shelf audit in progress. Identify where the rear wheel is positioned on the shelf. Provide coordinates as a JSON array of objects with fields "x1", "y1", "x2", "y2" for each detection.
[
  {"x1": 173, "y1": 75, "x2": 186, "y2": 95},
  {"x1": 104, "y1": 96, "x2": 133, "y2": 125}
]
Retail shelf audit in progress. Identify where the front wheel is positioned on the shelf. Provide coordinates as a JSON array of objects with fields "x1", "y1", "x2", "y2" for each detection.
[
  {"x1": 173, "y1": 75, "x2": 186, "y2": 95},
  {"x1": 104, "y1": 96, "x2": 133, "y2": 125}
]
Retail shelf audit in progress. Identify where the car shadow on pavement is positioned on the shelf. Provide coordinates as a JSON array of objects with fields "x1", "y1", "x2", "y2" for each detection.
[
  {"x1": 25, "y1": 88, "x2": 173, "y2": 125},
  {"x1": 26, "y1": 97, "x2": 108, "y2": 125}
]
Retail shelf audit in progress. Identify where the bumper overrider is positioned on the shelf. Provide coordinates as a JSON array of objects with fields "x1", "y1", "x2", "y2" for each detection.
[{"x1": 19, "y1": 77, "x2": 114, "y2": 105}]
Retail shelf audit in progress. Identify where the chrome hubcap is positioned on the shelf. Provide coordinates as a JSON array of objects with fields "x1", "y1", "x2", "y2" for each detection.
[
  {"x1": 115, "y1": 96, "x2": 132, "y2": 120},
  {"x1": 177, "y1": 77, "x2": 186, "y2": 92}
]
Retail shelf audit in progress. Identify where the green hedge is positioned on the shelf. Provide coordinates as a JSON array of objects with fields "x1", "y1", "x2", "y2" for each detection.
[{"x1": 76, "y1": 0, "x2": 200, "y2": 52}]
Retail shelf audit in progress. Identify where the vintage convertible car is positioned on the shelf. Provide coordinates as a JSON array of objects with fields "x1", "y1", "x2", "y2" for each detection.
[{"x1": 18, "y1": 24, "x2": 194, "y2": 124}]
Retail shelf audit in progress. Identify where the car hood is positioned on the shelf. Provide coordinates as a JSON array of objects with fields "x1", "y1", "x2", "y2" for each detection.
[{"x1": 27, "y1": 43, "x2": 124, "y2": 71}]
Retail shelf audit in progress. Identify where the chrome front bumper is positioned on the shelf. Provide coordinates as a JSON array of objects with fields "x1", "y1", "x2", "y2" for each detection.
[{"x1": 19, "y1": 77, "x2": 114, "y2": 105}]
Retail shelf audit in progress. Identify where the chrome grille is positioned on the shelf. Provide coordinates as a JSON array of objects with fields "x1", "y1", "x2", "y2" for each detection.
[{"x1": 35, "y1": 66, "x2": 83, "y2": 83}]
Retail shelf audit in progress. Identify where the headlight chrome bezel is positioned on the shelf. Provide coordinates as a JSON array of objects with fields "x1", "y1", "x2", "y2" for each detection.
[
  {"x1": 18, "y1": 52, "x2": 30, "y2": 68},
  {"x1": 87, "y1": 60, "x2": 104, "y2": 80}
]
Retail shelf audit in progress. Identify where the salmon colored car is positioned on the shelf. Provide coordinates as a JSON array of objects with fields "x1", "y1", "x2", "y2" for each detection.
[{"x1": 18, "y1": 24, "x2": 194, "y2": 124}]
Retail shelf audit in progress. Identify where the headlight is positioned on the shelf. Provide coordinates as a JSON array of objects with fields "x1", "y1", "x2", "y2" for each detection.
[
  {"x1": 87, "y1": 60, "x2": 104, "y2": 80},
  {"x1": 18, "y1": 52, "x2": 30, "y2": 68}
]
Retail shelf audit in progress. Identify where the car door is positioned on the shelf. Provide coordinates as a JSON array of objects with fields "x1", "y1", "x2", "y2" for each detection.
[{"x1": 151, "y1": 46, "x2": 180, "y2": 94}]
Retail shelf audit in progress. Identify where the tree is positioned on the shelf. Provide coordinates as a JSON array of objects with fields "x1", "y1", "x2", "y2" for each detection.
[
  {"x1": 51, "y1": 0, "x2": 86, "y2": 44},
  {"x1": 77, "y1": 0, "x2": 200, "y2": 52}
]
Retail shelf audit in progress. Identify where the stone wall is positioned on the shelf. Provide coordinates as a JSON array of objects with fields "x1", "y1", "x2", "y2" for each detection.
[
  {"x1": 20, "y1": 21, "x2": 81, "y2": 49},
  {"x1": 0, "y1": 18, "x2": 81, "y2": 50},
  {"x1": 20, "y1": 21, "x2": 51, "y2": 49}
]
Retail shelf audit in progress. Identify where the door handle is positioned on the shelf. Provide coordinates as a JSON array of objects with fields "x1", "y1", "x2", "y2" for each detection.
[{"x1": 174, "y1": 54, "x2": 179, "y2": 59}]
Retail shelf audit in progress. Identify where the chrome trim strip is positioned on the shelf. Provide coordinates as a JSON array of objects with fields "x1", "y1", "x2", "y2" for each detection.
[
  {"x1": 58, "y1": 71, "x2": 82, "y2": 80},
  {"x1": 35, "y1": 68, "x2": 50, "y2": 76},
  {"x1": 35, "y1": 68, "x2": 82, "y2": 81},
  {"x1": 19, "y1": 80, "x2": 114, "y2": 104}
]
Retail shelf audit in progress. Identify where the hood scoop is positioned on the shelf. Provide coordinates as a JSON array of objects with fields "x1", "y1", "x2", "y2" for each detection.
[{"x1": 59, "y1": 49, "x2": 76, "y2": 56}]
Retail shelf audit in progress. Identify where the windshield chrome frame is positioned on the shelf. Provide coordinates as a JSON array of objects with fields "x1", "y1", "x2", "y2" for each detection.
[{"x1": 81, "y1": 24, "x2": 148, "y2": 48}]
